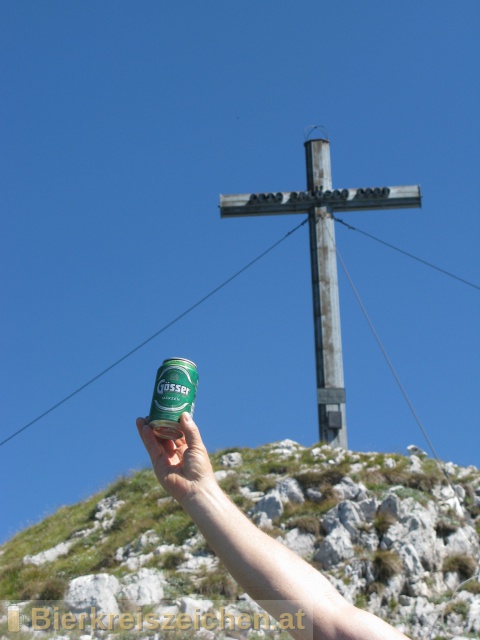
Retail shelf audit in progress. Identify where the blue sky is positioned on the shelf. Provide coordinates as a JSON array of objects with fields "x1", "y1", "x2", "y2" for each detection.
[{"x1": 1, "y1": 1, "x2": 479, "y2": 544}]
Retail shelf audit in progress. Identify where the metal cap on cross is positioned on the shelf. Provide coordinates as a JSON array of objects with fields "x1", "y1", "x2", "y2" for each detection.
[{"x1": 220, "y1": 139, "x2": 421, "y2": 447}]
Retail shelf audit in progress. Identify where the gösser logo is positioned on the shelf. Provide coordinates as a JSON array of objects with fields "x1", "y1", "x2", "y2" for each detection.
[{"x1": 156, "y1": 379, "x2": 191, "y2": 396}]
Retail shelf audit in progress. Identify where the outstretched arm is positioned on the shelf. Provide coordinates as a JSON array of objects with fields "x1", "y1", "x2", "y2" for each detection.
[{"x1": 137, "y1": 413, "x2": 408, "y2": 640}]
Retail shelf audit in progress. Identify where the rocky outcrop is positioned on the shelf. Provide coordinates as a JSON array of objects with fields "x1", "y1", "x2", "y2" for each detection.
[
  {"x1": 1, "y1": 440, "x2": 479, "y2": 639},
  {"x1": 65, "y1": 573, "x2": 121, "y2": 614},
  {"x1": 23, "y1": 540, "x2": 73, "y2": 566}
]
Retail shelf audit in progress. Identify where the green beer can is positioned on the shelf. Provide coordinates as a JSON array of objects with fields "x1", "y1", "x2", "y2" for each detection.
[{"x1": 148, "y1": 358, "x2": 199, "y2": 440}]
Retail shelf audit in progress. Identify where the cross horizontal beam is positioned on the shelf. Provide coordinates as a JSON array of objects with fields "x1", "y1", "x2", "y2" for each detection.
[{"x1": 220, "y1": 185, "x2": 421, "y2": 217}]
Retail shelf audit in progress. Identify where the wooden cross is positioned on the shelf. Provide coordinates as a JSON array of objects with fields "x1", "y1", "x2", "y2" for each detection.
[{"x1": 220, "y1": 139, "x2": 421, "y2": 447}]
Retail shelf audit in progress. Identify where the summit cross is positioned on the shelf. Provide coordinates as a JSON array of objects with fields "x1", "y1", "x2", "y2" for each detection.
[{"x1": 220, "y1": 138, "x2": 421, "y2": 447}]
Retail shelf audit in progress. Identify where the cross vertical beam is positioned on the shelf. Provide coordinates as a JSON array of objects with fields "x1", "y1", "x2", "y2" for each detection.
[
  {"x1": 305, "y1": 139, "x2": 347, "y2": 447},
  {"x1": 219, "y1": 139, "x2": 421, "y2": 448}
]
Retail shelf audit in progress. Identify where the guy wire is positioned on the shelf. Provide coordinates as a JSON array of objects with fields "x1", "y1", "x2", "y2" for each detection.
[
  {"x1": 334, "y1": 216, "x2": 480, "y2": 292},
  {"x1": 0, "y1": 217, "x2": 309, "y2": 449},
  {"x1": 324, "y1": 216, "x2": 466, "y2": 515}
]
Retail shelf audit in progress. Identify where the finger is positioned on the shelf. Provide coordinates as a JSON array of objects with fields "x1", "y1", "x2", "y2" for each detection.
[
  {"x1": 175, "y1": 441, "x2": 189, "y2": 458},
  {"x1": 174, "y1": 434, "x2": 187, "y2": 447},
  {"x1": 136, "y1": 417, "x2": 149, "y2": 445},
  {"x1": 179, "y1": 412, "x2": 205, "y2": 450},
  {"x1": 161, "y1": 438, "x2": 178, "y2": 455},
  {"x1": 136, "y1": 418, "x2": 165, "y2": 461}
]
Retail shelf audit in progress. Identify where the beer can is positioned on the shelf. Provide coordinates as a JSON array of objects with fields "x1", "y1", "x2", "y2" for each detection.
[{"x1": 148, "y1": 358, "x2": 199, "y2": 440}]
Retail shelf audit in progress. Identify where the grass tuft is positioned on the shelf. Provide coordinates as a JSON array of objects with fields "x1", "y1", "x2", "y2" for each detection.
[
  {"x1": 373, "y1": 550, "x2": 402, "y2": 583},
  {"x1": 287, "y1": 515, "x2": 320, "y2": 536},
  {"x1": 443, "y1": 553, "x2": 477, "y2": 580},
  {"x1": 443, "y1": 598, "x2": 470, "y2": 621},
  {"x1": 196, "y1": 563, "x2": 238, "y2": 599},
  {"x1": 373, "y1": 512, "x2": 397, "y2": 537}
]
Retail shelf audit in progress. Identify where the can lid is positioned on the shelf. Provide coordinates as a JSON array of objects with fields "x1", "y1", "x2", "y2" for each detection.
[{"x1": 163, "y1": 357, "x2": 197, "y2": 367}]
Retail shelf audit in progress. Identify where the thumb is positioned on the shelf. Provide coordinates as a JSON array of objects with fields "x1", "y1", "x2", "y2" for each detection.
[{"x1": 179, "y1": 412, "x2": 205, "y2": 450}]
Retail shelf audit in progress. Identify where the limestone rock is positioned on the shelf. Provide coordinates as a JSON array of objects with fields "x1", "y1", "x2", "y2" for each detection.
[
  {"x1": 380, "y1": 498, "x2": 439, "y2": 571},
  {"x1": 276, "y1": 477, "x2": 305, "y2": 504},
  {"x1": 397, "y1": 543, "x2": 424, "y2": 580},
  {"x1": 378, "y1": 493, "x2": 402, "y2": 520},
  {"x1": 334, "y1": 477, "x2": 367, "y2": 502},
  {"x1": 357, "y1": 529, "x2": 379, "y2": 551},
  {"x1": 115, "y1": 529, "x2": 159, "y2": 570},
  {"x1": 322, "y1": 500, "x2": 363, "y2": 541},
  {"x1": 314, "y1": 526, "x2": 354, "y2": 568},
  {"x1": 180, "y1": 596, "x2": 214, "y2": 618},
  {"x1": 178, "y1": 554, "x2": 218, "y2": 573},
  {"x1": 445, "y1": 524, "x2": 479, "y2": 556},
  {"x1": 444, "y1": 571, "x2": 461, "y2": 591},
  {"x1": 119, "y1": 567, "x2": 165, "y2": 606},
  {"x1": 214, "y1": 469, "x2": 236, "y2": 482},
  {"x1": 254, "y1": 490, "x2": 283, "y2": 520},
  {"x1": 94, "y1": 495, "x2": 125, "y2": 530},
  {"x1": 279, "y1": 528, "x2": 316, "y2": 558},
  {"x1": 255, "y1": 512, "x2": 273, "y2": 530},
  {"x1": 23, "y1": 540, "x2": 72, "y2": 566},
  {"x1": 357, "y1": 497, "x2": 378, "y2": 521},
  {"x1": 5, "y1": 441, "x2": 480, "y2": 640},
  {"x1": 65, "y1": 573, "x2": 120, "y2": 614},
  {"x1": 407, "y1": 444, "x2": 428, "y2": 458},
  {"x1": 269, "y1": 439, "x2": 303, "y2": 457},
  {"x1": 384, "y1": 457, "x2": 397, "y2": 469},
  {"x1": 310, "y1": 447, "x2": 324, "y2": 460},
  {"x1": 306, "y1": 487, "x2": 323, "y2": 503},
  {"x1": 466, "y1": 595, "x2": 480, "y2": 633},
  {"x1": 220, "y1": 452, "x2": 243, "y2": 468},
  {"x1": 239, "y1": 485, "x2": 264, "y2": 501}
]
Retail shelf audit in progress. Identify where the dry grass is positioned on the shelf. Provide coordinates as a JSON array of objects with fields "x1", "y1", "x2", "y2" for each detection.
[
  {"x1": 435, "y1": 516, "x2": 461, "y2": 539},
  {"x1": 196, "y1": 564, "x2": 238, "y2": 599},
  {"x1": 373, "y1": 550, "x2": 403, "y2": 583},
  {"x1": 287, "y1": 515, "x2": 320, "y2": 536},
  {"x1": 443, "y1": 553, "x2": 477, "y2": 579},
  {"x1": 443, "y1": 598, "x2": 470, "y2": 621},
  {"x1": 373, "y1": 512, "x2": 397, "y2": 536}
]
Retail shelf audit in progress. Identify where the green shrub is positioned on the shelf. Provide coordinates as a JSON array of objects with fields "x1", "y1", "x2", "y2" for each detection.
[
  {"x1": 392, "y1": 486, "x2": 430, "y2": 506},
  {"x1": 388, "y1": 597, "x2": 398, "y2": 611},
  {"x1": 354, "y1": 594, "x2": 368, "y2": 610}
]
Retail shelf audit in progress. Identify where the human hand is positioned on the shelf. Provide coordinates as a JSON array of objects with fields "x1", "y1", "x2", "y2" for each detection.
[{"x1": 136, "y1": 412, "x2": 215, "y2": 504}]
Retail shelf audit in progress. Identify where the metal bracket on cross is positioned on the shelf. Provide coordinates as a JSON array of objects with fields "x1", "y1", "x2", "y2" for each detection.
[{"x1": 220, "y1": 185, "x2": 421, "y2": 217}]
